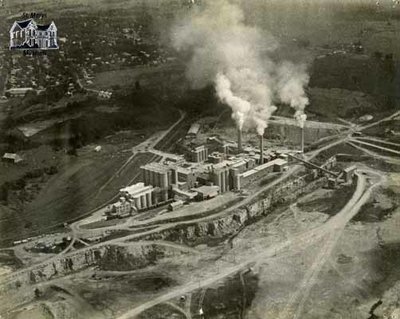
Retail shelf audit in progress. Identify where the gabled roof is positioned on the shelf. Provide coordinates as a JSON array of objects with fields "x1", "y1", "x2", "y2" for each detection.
[
  {"x1": 16, "y1": 19, "x2": 33, "y2": 28},
  {"x1": 37, "y1": 21, "x2": 56, "y2": 31},
  {"x1": 37, "y1": 23, "x2": 51, "y2": 31}
]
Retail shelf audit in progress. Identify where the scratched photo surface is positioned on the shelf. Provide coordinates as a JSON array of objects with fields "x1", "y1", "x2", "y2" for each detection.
[{"x1": 0, "y1": 0, "x2": 400, "y2": 318}]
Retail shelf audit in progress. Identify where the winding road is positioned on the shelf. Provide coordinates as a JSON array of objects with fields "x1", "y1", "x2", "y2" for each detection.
[{"x1": 1, "y1": 110, "x2": 398, "y2": 319}]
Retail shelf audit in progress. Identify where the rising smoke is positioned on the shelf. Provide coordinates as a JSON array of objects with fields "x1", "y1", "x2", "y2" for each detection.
[
  {"x1": 172, "y1": 0, "x2": 309, "y2": 135},
  {"x1": 276, "y1": 61, "x2": 310, "y2": 128}
]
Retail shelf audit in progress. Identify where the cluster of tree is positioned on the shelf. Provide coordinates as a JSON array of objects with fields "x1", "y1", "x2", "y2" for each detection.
[{"x1": 0, "y1": 166, "x2": 58, "y2": 203}]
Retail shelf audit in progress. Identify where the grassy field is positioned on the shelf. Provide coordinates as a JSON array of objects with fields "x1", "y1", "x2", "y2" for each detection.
[{"x1": 0, "y1": 148, "x2": 160, "y2": 246}]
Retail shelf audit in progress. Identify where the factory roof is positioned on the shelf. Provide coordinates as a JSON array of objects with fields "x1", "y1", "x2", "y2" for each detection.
[
  {"x1": 231, "y1": 159, "x2": 248, "y2": 168},
  {"x1": 187, "y1": 123, "x2": 201, "y2": 136},
  {"x1": 169, "y1": 200, "x2": 184, "y2": 208},
  {"x1": 191, "y1": 144, "x2": 207, "y2": 151},
  {"x1": 120, "y1": 182, "x2": 153, "y2": 196},
  {"x1": 212, "y1": 161, "x2": 230, "y2": 170},
  {"x1": 344, "y1": 165, "x2": 357, "y2": 173},
  {"x1": 141, "y1": 162, "x2": 171, "y2": 173},
  {"x1": 269, "y1": 116, "x2": 347, "y2": 130},
  {"x1": 175, "y1": 166, "x2": 192, "y2": 175},
  {"x1": 172, "y1": 187, "x2": 197, "y2": 199},
  {"x1": 240, "y1": 158, "x2": 287, "y2": 178},
  {"x1": 192, "y1": 185, "x2": 220, "y2": 196},
  {"x1": 274, "y1": 158, "x2": 288, "y2": 166}
]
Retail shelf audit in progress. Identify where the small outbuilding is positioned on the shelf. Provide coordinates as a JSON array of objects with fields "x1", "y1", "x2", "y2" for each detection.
[
  {"x1": 168, "y1": 200, "x2": 184, "y2": 211},
  {"x1": 2, "y1": 153, "x2": 23, "y2": 164}
]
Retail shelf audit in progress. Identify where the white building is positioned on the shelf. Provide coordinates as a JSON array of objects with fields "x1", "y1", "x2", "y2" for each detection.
[
  {"x1": 107, "y1": 197, "x2": 133, "y2": 217},
  {"x1": 2, "y1": 153, "x2": 23, "y2": 164},
  {"x1": 120, "y1": 182, "x2": 155, "y2": 211},
  {"x1": 5, "y1": 87, "x2": 34, "y2": 97},
  {"x1": 9, "y1": 19, "x2": 58, "y2": 50}
]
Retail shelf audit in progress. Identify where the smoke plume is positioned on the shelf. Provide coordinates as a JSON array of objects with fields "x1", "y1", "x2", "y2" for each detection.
[
  {"x1": 276, "y1": 62, "x2": 310, "y2": 128},
  {"x1": 172, "y1": 0, "x2": 309, "y2": 135}
]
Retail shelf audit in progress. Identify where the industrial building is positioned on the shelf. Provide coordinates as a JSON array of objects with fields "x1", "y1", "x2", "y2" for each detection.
[
  {"x1": 187, "y1": 123, "x2": 201, "y2": 137},
  {"x1": 343, "y1": 165, "x2": 357, "y2": 183},
  {"x1": 189, "y1": 145, "x2": 208, "y2": 162},
  {"x1": 120, "y1": 182, "x2": 155, "y2": 210},
  {"x1": 141, "y1": 162, "x2": 171, "y2": 201},
  {"x1": 237, "y1": 158, "x2": 288, "y2": 189},
  {"x1": 192, "y1": 185, "x2": 220, "y2": 200},
  {"x1": 131, "y1": 131, "x2": 296, "y2": 212},
  {"x1": 106, "y1": 197, "x2": 134, "y2": 218},
  {"x1": 103, "y1": 123, "x2": 349, "y2": 218},
  {"x1": 141, "y1": 133, "x2": 289, "y2": 198},
  {"x1": 208, "y1": 152, "x2": 225, "y2": 163}
]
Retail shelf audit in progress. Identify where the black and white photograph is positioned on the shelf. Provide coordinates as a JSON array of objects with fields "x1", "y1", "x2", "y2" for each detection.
[{"x1": 0, "y1": 0, "x2": 400, "y2": 318}]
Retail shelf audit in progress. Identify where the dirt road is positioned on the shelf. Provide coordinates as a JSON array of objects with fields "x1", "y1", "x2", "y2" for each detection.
[{"x1": 115, "y1": 169, "x2": 382, "y2": 319}]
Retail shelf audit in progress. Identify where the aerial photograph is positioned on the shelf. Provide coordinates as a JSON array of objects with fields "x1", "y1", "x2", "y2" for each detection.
[{"x1": 0, "y1": 0, "x2": 400, "y2": 318}]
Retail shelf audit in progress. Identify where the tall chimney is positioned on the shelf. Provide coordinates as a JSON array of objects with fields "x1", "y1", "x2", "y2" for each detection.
[
  {"x1": 259, "y1": 134, "x2": 264, "y2": 164},
  {"x1": 238, "y1": 128, "x2": 242, "y2": 153},
  {"x1": 301, "y1": 127, "x2": 305, "y2": 153}
]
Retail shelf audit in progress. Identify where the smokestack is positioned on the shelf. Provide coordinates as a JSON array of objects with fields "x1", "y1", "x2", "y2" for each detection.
[
  {"x1": 238, "y1": 128, "x2": 242, "y2": 153},
  {"x1": 301, "y1": 127, "x2": 304, "y2": 153},
  {"x1": 259, "y1": 134, "x2": 264, "y2": 164}
]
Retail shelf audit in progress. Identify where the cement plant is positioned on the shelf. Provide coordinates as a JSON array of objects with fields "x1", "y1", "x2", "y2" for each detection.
[{"x1": 1, "y1": 0, "x2": 400, "y2": 319}]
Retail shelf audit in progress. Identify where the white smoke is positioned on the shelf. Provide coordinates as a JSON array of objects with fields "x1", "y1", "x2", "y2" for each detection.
[
  {"x1": 276, "y1": 61, "x2": 310, "y2": 128},
  {"x1": 172, "y1": 0, "x2": 308, "y2": 135},
  {"x1": 215, "y1": 73, "x2": 250, "y2": 131}
]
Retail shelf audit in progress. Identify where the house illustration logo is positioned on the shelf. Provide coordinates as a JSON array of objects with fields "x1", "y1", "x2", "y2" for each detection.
[{"x1": 9, "y1": 18, "x2": 58, "y2": 50}]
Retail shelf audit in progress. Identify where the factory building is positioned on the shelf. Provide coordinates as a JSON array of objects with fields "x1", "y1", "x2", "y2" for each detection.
[
  {"x1": 192, "y1": 185, "x2": 220, "y2": 200},
  {"x1": 168, "y1": 200, "x2": 184, "y2": 211},
  {"x1": 208, "y1": 152, "x2": 225, "y2": 164},
  {"x1": 206, "y1": 136, "x2": 231, "y2": 154},
  {"x1": 170, "y1": 165, "x2": 198, "y2": 190},
  {"x1": 209, "y1": 163, "x2": 231, "y2": 193},
  {"x1": 238, "y1": 158, "x2": 288, "y2": 189},
  {"x1": 172, "y1": 187, "x2": 198, "y2": 201},
  {"x1": 187, "y1": 123, "x2": 201, "y2": 137},
  {"x1": 141, "y1": 162, "x2": 172, "y2": 201},
  {"x1": 106, "y1": 197, "x2": 134, "y2": 218},
  {"x1": 189, "y1": 145, "x2": 208, "y2": 163},
  {"x1": 120, "y1": 182, "x2": 155, "y2": 210},
  {"x1": 141, "y1": 162, "x2": 171, "y2": 188},
  {"x1": 208, "y1": 155, "x2": 263, "y2": 193},
  {"x1": 343, "y1": 165, "x2": 357, "y2": 183},
  {"x1": 135, "y1": 130, "x2": 293, "y2": 207}
]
